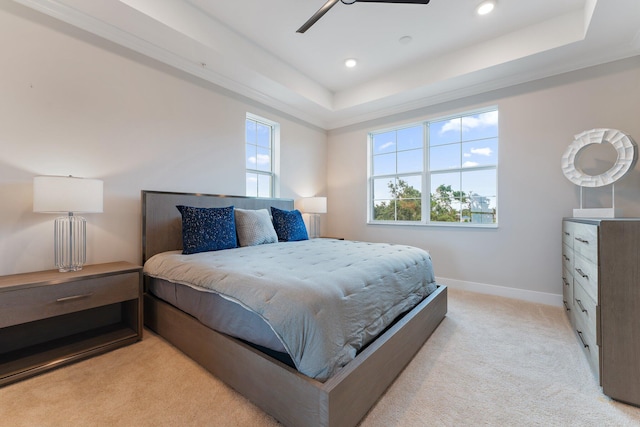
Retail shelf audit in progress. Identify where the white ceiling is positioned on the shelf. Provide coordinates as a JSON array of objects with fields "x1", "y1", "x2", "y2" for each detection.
[{"x1": 14, "y1": 0, "x2": 640, "y2": 129}]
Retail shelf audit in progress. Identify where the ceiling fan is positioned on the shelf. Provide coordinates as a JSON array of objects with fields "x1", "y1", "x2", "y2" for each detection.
[{"x1": 297, "y1": 0, "x2": 431, "y2": 33}]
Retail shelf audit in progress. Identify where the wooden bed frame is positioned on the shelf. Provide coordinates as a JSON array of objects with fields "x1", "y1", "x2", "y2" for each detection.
[{"x1": 141, "y1": 190, "x2": 447, "y2": 427}]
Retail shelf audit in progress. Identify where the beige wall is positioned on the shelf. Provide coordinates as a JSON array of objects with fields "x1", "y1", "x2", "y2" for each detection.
[
  {"x1": 0, "y1": 3, "x2": 326, "y2": 275},
  {"x1": 326, "y1": 56, "x2": 640, "y2": 304},
  {"x1": 2, "y1": 2, "x2": 639, "y2": 304}
]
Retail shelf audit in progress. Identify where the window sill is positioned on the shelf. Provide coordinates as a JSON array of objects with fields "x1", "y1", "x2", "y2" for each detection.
[{"x1": 367, "y1": 220, "x2": 498, "y2": 229}]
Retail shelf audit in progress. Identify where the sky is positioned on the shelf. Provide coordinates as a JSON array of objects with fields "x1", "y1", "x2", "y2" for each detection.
[
  {"x1": 246, "y1": 118, "x2": 273, "y2": 197},
  {"x1": 372, "y1": 110, "x2": 498, "y2": 211}
]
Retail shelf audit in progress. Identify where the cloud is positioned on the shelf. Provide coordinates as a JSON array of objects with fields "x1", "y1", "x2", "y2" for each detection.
[
  {"x1": 440, "y1": 110, "x2": 498, "y2": 135},
  {"x1": 463, "y1": 161, "x2": 480, "y2": 167},
  {"x1": 463, "y1": 153, "x2": 471, "y2": 158},
  {"x1": 440, "y1": 120, "x2": 459, "y2": 134},
  {"x1": 256, "y1": 154, "x2": 270, "y2": 164},
  {"x1": 462, "y1": 111, "x2": 498, "y2": 131},
  {"x1": 470, "y1": 147, "x2": 492, "y2": 156},
  {"x1": 379, "y1": 141, "x2": 395, "y2": 151},
  {"x1": 248, "y1": 154, "x2": 271, "y2": 165}
]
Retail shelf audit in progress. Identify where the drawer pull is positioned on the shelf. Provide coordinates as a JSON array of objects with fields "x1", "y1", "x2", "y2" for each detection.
[
  {"x1": 575, "y1": 299, "x2": 588, "y2": 313},
  {"x1": 575, "y1": 237, "x2": 589, "y2": 244},
  {"x1": 562, "y1": 277, "x2": 569, "y2": 287},
  {"x1": 56, "y1": 293, "x2": 94, "y2": 303},
  {"x1": 562, "y1": 254, "x2": 570, "y2": 262},
  {"x1": 563, "y1": 300, "x2": 571, "y2": 311},
  {"x1": 564, "y1": 232, "x2": 570, "y2": 236},
  {"x1": 576, "y1": 330, "x2": 589, "y2": 348},
  {"x1": 575, "y1": 268, "x2": 589, "y2": 280}
]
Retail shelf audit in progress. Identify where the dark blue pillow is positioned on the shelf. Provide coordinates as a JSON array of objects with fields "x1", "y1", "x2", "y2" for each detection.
[
  {"x1": 176, "y1": 205, "x2": 237, "y2": 254},
  {"x1": 270, "y1": 207, "x2": 309, "y2": 242}
]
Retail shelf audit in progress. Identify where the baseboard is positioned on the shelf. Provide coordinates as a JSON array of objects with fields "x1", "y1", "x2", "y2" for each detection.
[{"x1": 436, "y1": 276, "x2": 563, "y2": 307}]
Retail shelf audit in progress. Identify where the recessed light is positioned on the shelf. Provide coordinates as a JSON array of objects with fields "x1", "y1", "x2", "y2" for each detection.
[
  {"x1": 399, "y1": 36, "x2": 413, "y2": 45},
  {"x1": 476, "y1": 0, "x2": 495, "y2": 16},
  {"x1": 345, "y1": 58, "x2": 357, "y2": 68}
]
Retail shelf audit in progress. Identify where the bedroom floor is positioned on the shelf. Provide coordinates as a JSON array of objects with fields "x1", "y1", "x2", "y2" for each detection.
[{"x1": 1, "y1": 288, "x2": 639, "y2": 426}]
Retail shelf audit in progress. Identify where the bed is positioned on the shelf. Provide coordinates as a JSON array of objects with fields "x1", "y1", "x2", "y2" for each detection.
[{"x1": 141, "y1": 190, "x2": 447, "y2": 427}]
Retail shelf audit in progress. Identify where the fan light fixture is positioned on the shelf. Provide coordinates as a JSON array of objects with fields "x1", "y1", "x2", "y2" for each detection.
[
  {"x1": 297, "y1": 0, "x2": 431, "y2": 33},
  {"x1": 476, "y1": 0, "x2": 495, "y2": 16},
  {"x1": 345, "y1": 58, "x2": 357, "y2": 68}
]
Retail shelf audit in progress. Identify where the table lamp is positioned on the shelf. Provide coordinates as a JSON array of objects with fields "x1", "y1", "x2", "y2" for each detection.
[
  {"x1": 300, "y1": 197, "x2": 327, "y2": 239},
  {"x1": 33, "y1": 176, "x2": 103, "y2": 272}
]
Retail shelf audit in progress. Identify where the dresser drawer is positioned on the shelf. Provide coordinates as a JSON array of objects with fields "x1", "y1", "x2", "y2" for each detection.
[
  {"x1": 0, "y1": 272, "x2": 139, "y2": 328},
  {"x1": 574, "y1": 311, "x2": 600, "y2": 380},
  {"x1": 562, "y1": 220, "x2": 576, "y2": 246},
  {"x1": 562, "y1": 243, "x2": 573, "y2": 272},
  {"x1": 562, "y1": 267, "x2": 573, "y2": 313},
  {"x1": 573, "y1": 254, "x2": 598, "y2": 302},
  {"x1": 573, "y1": 281, "x2": 597, "y2": 340},
  {"x1": 573, "y1": 222, "x2": 598, "y2": 264}
]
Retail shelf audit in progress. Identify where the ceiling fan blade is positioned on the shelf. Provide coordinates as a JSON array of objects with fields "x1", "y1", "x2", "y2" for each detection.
[
  {"x1": 297, "y1": 0, "x2": 341, "y2": 33},
  {"x1": 353, "y1": 0, "x2": 430, "y2": 3}
]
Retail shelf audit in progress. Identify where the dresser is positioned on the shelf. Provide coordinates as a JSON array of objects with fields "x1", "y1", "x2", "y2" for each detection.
[
  {"x1": 562, "y1": 218, "x2": 640, "y2": 406},
  {"x1": 0, "y1": 262, "x2": 142, "y2": 386}
]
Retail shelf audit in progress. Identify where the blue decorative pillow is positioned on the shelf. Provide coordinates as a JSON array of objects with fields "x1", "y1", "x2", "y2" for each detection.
[
  {"x1": 176, "y1": 205, "x2": 237, "y2": 254},
  {"x1": 270, "y1": 207, "x2": 309, "y2": 242}
]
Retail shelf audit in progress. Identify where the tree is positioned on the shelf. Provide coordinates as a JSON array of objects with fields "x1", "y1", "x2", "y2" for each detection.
[
  {"x1": 374, "y1": 179, "x2": 421, "y2": 221},
  {"x1": 374, "y1": 180, "x2": 485, "y2": 223},
  {"x1": 430, "y1": 184, "x2": 469, "y2": 222}
]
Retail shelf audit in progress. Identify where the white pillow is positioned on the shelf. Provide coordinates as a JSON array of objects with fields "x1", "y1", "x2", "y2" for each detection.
[{"x1": 234, "y1": 208, "x2": 278, "y2": 247}]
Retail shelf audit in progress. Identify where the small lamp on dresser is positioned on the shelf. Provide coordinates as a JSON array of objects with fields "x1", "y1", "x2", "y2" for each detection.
[
  {"x1": 33, "y1": 175, "x2": 103, "y2": 272},
  {"x1": 299, "y1": 196, "x2": 327, "y2": 239}
]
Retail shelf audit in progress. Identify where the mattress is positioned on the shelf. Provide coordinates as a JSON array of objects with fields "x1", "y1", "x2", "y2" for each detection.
[
  {"x1": 148, "y1": 277, "x2": 288, "y2": 354},
  {"x1": 144, "y1": 239, "x2": 437, "y2": 381}
]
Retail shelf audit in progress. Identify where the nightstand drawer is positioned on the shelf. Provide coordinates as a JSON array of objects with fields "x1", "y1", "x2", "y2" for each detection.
[{"x1": 0, "y1": 273, "x2": 139, "y2": 328}]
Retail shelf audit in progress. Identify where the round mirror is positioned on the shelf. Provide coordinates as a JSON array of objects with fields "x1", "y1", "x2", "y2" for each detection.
[
  {"x1": 575, "y1": 141, "x2": 618, "y2": 176},
  {"x1": 561, "y1": 129, "x2": 637, "y2": 187}
]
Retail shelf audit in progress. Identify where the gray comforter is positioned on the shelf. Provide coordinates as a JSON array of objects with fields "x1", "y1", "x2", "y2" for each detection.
[{"x1": 143, "y1": 239, "x2": 437, "y2": 381}]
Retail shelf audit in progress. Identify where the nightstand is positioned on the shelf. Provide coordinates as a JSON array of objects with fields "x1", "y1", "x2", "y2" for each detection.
[{"x1": 0, "y1": 261, "x2": 142, "y2": 386}]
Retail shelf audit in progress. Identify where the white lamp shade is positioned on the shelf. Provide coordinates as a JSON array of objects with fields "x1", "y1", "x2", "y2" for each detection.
[
  {"x1": 300, "y1": 197, "x2": 327, "y2": 214},
  {"x1": 33, "y1": 176, "x2": 103, "y2": 213}
]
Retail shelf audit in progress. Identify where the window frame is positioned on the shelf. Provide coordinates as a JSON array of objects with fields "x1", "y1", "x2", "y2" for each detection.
[
  {"x1": 245, "y1": 113, "x2": 280, "y2": 198},
  {"x1": 368, "y1": 107, "x2": 498, "y2": 228}
]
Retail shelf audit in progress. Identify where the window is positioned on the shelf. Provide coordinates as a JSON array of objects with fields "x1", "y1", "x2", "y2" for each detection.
[
  {"x1": 246, "y1": 113, "x2": 279, "y2": 197},
  {"x1": 369, "y1": 108, "x2": 498, "y2": 226}
]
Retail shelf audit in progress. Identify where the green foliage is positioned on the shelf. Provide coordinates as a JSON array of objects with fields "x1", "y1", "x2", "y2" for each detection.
[
  {"x1": 375, "y1": 180, "x2": 495, "y2": 223},
  {"x1": 373, "y1": 179, "x2": 421, "y2": 221},
  {"x1": 430, "y1": 184, "x2": 468, "y2": 222}
]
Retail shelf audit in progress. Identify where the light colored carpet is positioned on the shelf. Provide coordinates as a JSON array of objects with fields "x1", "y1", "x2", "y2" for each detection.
[{"x1": 2, "y1": 288, "x2": 639, "y2": 426}]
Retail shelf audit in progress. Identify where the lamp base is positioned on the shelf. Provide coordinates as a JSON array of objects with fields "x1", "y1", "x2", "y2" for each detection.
[
  {"x1": 58, "y1": 265, "x2": 83, "y2": 273},
  {"x1": 54, "y1": 214, "x2": 86, "y2": 272},
  {"x1": 308, "y1": 213, "x2": 321, "y2": 239}
]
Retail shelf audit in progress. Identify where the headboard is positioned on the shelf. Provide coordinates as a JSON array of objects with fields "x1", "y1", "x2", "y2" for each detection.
[{"x1": 141, "y1": 190, "x2": 294, "y2": 263}]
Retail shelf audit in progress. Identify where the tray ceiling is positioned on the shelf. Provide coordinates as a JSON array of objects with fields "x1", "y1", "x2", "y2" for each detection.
[{"x1": 12, "y1": 0, "x2": 640, "y2": 129}]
